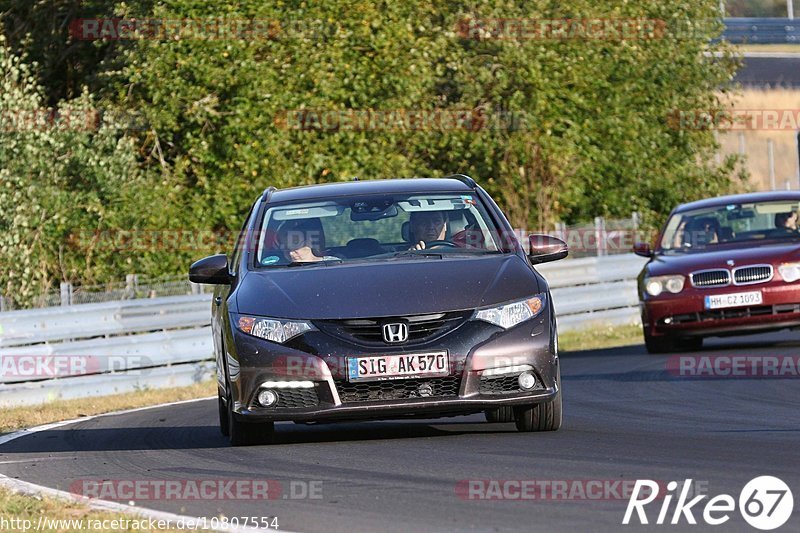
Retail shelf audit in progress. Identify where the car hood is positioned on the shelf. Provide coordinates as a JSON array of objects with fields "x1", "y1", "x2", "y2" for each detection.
[
  {"x1": 235, "y1": 254, "x2": 541, "y2": 319},
  {"x1": 647, "y1": 242, "x2": 800, "y2": 276}
]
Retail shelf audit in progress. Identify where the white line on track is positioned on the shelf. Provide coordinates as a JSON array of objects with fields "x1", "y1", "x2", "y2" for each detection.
[{"x1": 0, "y1": 396, "x2": 296, "y2": 532}]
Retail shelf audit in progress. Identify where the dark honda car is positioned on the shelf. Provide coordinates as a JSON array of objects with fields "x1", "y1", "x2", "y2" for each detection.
[
  {"x1": 635, "y1": 191, "x2": 800, "y2": 353},
  {"x1": 190, "y1": 175, "x2": 568, "y2": 445}
]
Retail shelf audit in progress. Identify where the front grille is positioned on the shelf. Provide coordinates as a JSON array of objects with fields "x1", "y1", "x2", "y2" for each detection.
[
  {"x1": 274, "y1": 388, "x2": 320, "y2": 409},
  {"x1": 335, "y1": 376, "x2": 462, "y2": 403},
  {"x1": 661, "y1": 303, "x2": 800, "y2": 325},
  {"x1": 733, "y1": 265, "x2": 773, "y2": 285},
  {"x1": 316, "y1": 311, "x2": 471, "y2": 346},
  {"x1": 690, "y1": 269, "x2": 731, "y2": 288}
]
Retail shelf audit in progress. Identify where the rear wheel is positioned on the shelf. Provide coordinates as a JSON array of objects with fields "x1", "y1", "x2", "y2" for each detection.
[
  {"x1": 484, "y1": 406, "x2": 514, "y2": 423},
  {"x1": 227, "y1": 390, "x2": 275, "y2": 446},
  {"x1": 514, "y1": 366, "x2": 562, "y2": 432}
]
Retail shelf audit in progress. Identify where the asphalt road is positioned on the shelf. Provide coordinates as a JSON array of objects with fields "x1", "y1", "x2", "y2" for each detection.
[
  {"x1": 1, "y1": 332, "x2": 799, "y2": 532},
  {"x1": 735, "y1": 55, "x2": 800, "y2": 88}
]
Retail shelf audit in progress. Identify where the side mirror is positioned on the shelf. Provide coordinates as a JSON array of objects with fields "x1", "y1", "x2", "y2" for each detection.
[
  {"x1": 633, "y1": 242, "x2": 653, "y2": 258},
  {"x1": 189, "y1": 254, "x2": 230, "y2": 284},
  {"x1": 528, "y1": 234, "x2": 569, "y2": 264}
]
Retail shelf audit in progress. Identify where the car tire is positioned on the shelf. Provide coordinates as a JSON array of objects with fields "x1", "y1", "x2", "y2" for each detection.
[
  {"x1": 227, "y1": 390, "x2": 275, "y2": 446},
  {"x1": 644, "y1": 331, "x2": 673, "y2": 354},
  {"x1": 514, "y1": 366, "x2": 562, "y2": 432},
  {"x1": 484, "y1": 406, "x2": 514, "y2": 423},
  {"x1": 675, "y1": 337, "x2": 703, "y2": 352},
  {"x1": 644, "y1": 331, "x2": 703, "y2": 354},
  {"x1": 218, "y1": 390, "x2": 230, "y2": 437}
]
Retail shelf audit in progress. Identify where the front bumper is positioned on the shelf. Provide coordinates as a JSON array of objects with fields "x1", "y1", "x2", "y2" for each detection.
[
  {"x1": 224, "y1": 307, "x2": 558, "y2": 423},
  {"x1": 642, "y1": 282, "x2": 800, "y2": 337}
]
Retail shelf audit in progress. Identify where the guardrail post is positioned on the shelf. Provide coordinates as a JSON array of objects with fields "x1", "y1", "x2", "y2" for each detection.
[
  {"x1": 0, "y1": 294, "x2": 6, "y2": 312},
  {"x1": 768, "y1": 139, "x2": 776, "y2": 190},
  {"x1": 125, "y1": 274, "x2": 138, "y2": 298},
  {"x1": 60, "y1": 282, "x2": 73, "y2": 306},
  {"x1": 594, "y1": 216, "x2": 607, "y2": 257}
]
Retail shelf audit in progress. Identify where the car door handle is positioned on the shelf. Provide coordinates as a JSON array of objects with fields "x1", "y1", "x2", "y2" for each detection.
[{"x1": 214, "y1": 296, "x2": 222, "y2": 306}]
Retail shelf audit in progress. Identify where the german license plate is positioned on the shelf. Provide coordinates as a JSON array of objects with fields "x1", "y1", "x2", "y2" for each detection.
[
  {"x1": 347, "y1": 352, "x2": 449, "y2": 382},
  {"x1": 704, "y1": 290, "x2": 763, "y2": 310}
]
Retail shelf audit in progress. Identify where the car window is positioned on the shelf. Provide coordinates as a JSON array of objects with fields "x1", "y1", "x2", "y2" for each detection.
[
  {"x1": 660, "y1": 200, "x2": 800, "y2": 252},
  {"x1": 255, "y1": 192, "x2": 506, "y2": 267}
]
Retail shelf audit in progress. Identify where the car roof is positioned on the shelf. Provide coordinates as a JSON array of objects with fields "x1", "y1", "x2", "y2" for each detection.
[
  {"x1": 676, "y1": 190, "x2": 800, "y2": 213},
  {"x1": 265, "y1": 177, "x2": 476, "y2": 204}
]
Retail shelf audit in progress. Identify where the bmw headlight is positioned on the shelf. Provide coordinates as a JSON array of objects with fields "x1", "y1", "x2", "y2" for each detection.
[
  {"x1": 475, "y1": 295, "x2": 546, "y2": 329},
  {"x1": 235, "y1": 315, "x2": 315, "y2": 344},
  {"x1": 779, "y1": 263, "x2": 800, "y2": 283},
  {"x1": 644, "y1": 275, "x2": 685, "y2": 297}
]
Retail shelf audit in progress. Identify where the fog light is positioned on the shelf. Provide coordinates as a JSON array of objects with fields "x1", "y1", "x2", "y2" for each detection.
[
  {"x1": 257, "y1": 389, "x2": 278, "y2": 407},
  {"x1": 518, "y1": 371, "x2": 537, "y2": 391}
]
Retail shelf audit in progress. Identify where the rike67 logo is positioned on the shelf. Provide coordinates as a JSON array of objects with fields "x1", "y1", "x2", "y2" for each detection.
[{"x1": 623, "y1": 476, "x2": 793, "y2": 530}]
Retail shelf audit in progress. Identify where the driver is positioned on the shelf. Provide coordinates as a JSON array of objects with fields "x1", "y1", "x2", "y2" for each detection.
[
  {"x1": 409, "y1": 211, "x2": 448, "y2": 250},
  {"x1": 775, "y1": 211, "x2": 798, "y2": 232}
]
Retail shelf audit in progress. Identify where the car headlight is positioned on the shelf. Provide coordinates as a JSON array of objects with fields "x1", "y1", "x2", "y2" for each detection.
[
  {"x1": 235, "y1": 315, "x2": 315, "y2": 344},
  {"x1": 474, "y1": 295, "x2": 546, "y2": 329},
  {"x1": 644, "y1": 275, "x2": 685, "y2": 297},
  {"x1": 779, "y1": 263, "x2": 800, "y2": 283}
]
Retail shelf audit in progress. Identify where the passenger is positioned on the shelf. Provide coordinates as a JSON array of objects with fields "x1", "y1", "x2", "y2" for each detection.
[
  {"x1": 774, "y1": 211, "x2": 798, "y2": 232},
  {"x1": 276, "y1": 219, "x2": 339, "y2": 262}
]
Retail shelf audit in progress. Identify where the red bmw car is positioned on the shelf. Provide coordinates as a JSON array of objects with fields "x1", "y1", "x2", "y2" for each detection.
[{"x1": 635, "y1": 191, "x2": 800, "y2": 353}]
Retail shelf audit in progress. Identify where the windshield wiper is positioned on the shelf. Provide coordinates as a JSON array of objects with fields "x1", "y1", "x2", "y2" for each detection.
[{"x1": 391, "y1": 251, "x2": 444, "y2": 259}]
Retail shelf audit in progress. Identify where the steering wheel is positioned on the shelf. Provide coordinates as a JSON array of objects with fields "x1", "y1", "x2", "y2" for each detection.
[{"x1": 424, "y1": 240, "x2": 457, "y2": 248}]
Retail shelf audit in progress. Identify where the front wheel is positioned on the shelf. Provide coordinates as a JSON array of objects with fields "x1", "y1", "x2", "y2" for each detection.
[
  {"x1": 218, "y1": 390, "x2": 230, "y2": 436},
  {"x1": 514, "y1": 366, "x2": 562, "y2": 432},
  {"x1": 227, "y1": 390, "x2": 275, "y2": 446},
  {"x1": 484, "y1": 406, "x2": 514, "y2": 423},
  {"x1": 644, "y1": 330, "x2": 703, "y2": 354}
]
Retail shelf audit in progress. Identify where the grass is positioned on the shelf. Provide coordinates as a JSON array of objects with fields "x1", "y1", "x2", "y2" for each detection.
[
  {"x1": 716, "y1": 88, "x2": 800, "y2": 191},
  {"x1": 559, "y1": 324, "x2": 643, "y2": 352},
  {"x1": 0, "y1": 380, "x2": 216, "y2": 532},
  {"x1": 736, "y1": 44, "x2": 800, "y2": 54},
  {"x1": 0, "y1": 488, "x2": 187, "y2": 532},
  {"x1": 0, "y1": 379, "x2": 216, "y2": 435}
]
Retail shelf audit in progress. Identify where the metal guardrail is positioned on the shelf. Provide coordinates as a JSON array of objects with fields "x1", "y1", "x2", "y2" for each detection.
[
  {"x1": 0, "y1": 254, "x2": 648, "y2": 406},
  {"x1": 723, "y1": 18, "x2": 800, "y2": 44}
]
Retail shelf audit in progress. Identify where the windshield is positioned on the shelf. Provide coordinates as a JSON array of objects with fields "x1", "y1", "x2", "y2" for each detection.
[
  {"x1": 659, "y1": 200, "x2": 800, "y2": 253},
  {"x1": 254, "y1": 192, "x2": 506, "y2": 267}
]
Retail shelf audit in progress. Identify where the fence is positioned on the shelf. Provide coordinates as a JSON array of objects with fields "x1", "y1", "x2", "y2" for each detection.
[
  {"x1": 516, "y1": 213, "x2": 643, "y2": 259},
  {"x1": 0, "y1": 254, "x2": 648, "y2": 407},
  {"x1": 723, "y1": 18, "x2": 800, "y2": 44}
]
